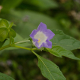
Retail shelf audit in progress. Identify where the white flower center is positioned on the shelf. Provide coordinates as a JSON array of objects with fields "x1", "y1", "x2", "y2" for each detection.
[{"x1": 34, "y1": 31, "x2": 47, "y2": 47}]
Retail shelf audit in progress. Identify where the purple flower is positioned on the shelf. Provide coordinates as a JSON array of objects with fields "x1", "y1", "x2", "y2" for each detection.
[{"x1": 30, "y1": 22, "x2": 55, "y2": 49}]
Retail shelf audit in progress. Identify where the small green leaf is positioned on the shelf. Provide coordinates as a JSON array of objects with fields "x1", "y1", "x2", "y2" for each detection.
[
  {"x1": 33, "y1": 51, "x2": 66, "y2": 80},
  {"x1": 0, "y1": 19, "x2": 9, "y2": 28},
  {"x1": 2, "y1": 33, "x2": 24, "y2": 47},
  {"x1": 51, "y1": 30, "x2": 80, "y2": 50},
  {"x1": 45, "y1": 46, "x2": 80, "y2": 60},
  {"x1": 9, "y1": 22, "x2": 13, "y2": 28},
  {"x1": 0, "y1": 72, "x2": 15, "y2": 80},
  {"x1": 0, "y1": 28, "x2": 8, "y2": 42},
  {"x1": 1, "y1": 33, "x2": 31, "y2": 50},
  {"x1": 9, "y1": 28, "x2": 16, "y2": 38}
]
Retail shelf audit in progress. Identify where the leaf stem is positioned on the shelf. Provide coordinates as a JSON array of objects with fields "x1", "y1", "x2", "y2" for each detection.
[
  {"x1": 31, "y1": 50, "x2": 55, "y2": 80},
  {"x1": 15, "y1": 40, "x2": 30, "y2": 44}
]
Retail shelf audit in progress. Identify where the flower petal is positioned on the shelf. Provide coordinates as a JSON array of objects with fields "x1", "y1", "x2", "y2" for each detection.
[
  {"x1": 30, "y1": 29, "x2": 38, "y2": 38},
  {"x1": 30, "y1": 22, "x2": 55, "y2": 49},
  {"x1": 33, "y1": 40, "x2": 39, "y2": 48},
  {"x1": 45, "y1": 29, "x2": 55, "y2": 40},
  {"x1": 37, "y1": 22, "x2": 47, "y2": 32},
  {"x1": 43, "y1": 40, "x2": 52, "y2": 48}
]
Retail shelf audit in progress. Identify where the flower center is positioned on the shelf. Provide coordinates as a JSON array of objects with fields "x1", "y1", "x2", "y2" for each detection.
[
  {"x1": 38, "y1": 38, "x2": 41, "y2": 43},
  {"x1": 34, "y1": 31, "x2": 47, "y2": 47}
]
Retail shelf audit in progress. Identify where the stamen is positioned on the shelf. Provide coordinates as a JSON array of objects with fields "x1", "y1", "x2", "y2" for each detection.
[{"x1": 38, "y1": 39, "x2": 41, "y2": 43}]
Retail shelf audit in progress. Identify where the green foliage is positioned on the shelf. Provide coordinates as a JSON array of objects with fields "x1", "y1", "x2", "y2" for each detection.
[
  {"x1": 0, "y1": 72, "x2": 14, "y2": 80},
  {"x1": 9, "y1": 29, "x2": 16, "y2": 38},
  {"x1": 0, "y1": 42, "x2": 4, "y2": 48},
  {"x1": 33, "y1": 51, "x2": 66, "y2": 80},
  {"x1": 51, "y1": 30, "x2": 80, "y2": 50},
  {"x1": 5, "y1": 10, "x2": 60, "y2": 38},
  {"x1": 2, "y1": 33, "x2": 31, "y2": 50},
  {"x1": 1, "y1": 0, "x2": 22, "y2": 12},
  {"x1": 0, "y1": 19, "x2": 9, "y2": 28},
  {"x1": 0, "y1": 18, "x2": 80, "y2": 80},
  {"x1": 0, "y1": 0, "x2": 80, "y2": 79},
  {"x1": 0, "y1": 28, "x2": 8, "y2": 42},
  {"x1": 45, "y1": 46, "x2": 79, "y2": 60},
  {"x1": 0, "y1": 19, "x2": 16, "y2": 42},
  {"x1": 24, "y1": 0, "x2": 58, "y2": 10}
]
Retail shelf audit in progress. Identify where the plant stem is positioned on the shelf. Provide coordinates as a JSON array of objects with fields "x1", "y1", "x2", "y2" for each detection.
[
  {"x1": 14, "y1": 45, "x2": 30, "y2": 50},
  {"x1": 0, "y1": 45, "x2": 10, "y2": 50},
  {"x1": 31, "y1": 50, "x2": 38, "y2": 57},
  {"x1": 15, "y1": 40, "x2": 30, "y2": 44},
  {"x1": 14, "y1": 45, "x2": 37, "y2": 51}
]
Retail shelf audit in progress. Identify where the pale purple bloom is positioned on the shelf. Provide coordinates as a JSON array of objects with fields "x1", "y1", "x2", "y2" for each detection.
[{"x1": 30, "y1": 22, "x2": 55, "y2": 48}]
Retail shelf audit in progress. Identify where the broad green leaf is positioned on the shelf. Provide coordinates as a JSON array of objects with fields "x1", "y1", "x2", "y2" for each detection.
[
  {"x1": 45, "y1": 46, "x2": 80, "y2": 60},
  {"x1": 51, "y1": 30, "x2": 80, "y2": 50},
  {"x1": 0, "y1": 28, "x2": 8, "y2": 42},
  {"x1": 0, "y1": 72, "x2": 15, "y2": 80},
  {"x1": 33, "y1": 51, "x2": 66, "y2": 80}
]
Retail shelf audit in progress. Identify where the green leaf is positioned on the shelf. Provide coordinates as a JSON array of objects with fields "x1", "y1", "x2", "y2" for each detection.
[
  {"x1": 0, "y1": 33, "x2": 31, "y2": 54},
  {"x1": 0, "y1": 28, "x2": 8, "y2": 42},
  {"x1": 9, "y1": 28, "x2": 16, "y2": 38},
  {"x1": 45, "y1": 46, "x2": 80, "y2": 60},
  {"x1": 0, "y1": 19, "x2": 15, "y2": 28},
  {"x1": 0, "y1": 19, "x2": 9, "y2": 28},
  {"x1": 1, "y1": 33, "x2": 23, "y2": 48},
  {"x1": 51, "y1": 30, "x2": 80, "y2": 50},
  {"x1": 2, "y1": 33, "x2": 31, "y2": 50},
  {"x1": 0, "y1": 72, "x2": 15, "y2": 80},
  {"x1": 32, "y1": 51, "x2": 66, "y2": 80},
  {"x1": 9, "y1": 22, "x2": 14, "y2": 28}
]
